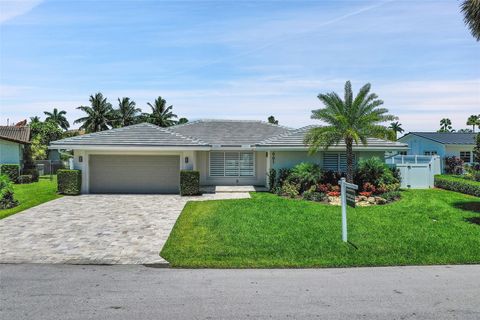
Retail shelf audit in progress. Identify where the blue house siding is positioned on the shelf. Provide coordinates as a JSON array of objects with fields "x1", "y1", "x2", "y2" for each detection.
[
  {"x1": 398, "y1": 135, "x2": 446, "y2": 157},
  {"x1": 0, "y1": 139, "x2": 23, "y2": 166}
]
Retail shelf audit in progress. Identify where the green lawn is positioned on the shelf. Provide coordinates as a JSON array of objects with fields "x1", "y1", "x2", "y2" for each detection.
[
  {"x1": 0, "y1": 176, "x2": 62, "y2": 220},
  {"x1": 161, "y1": 189, "x2": 480, "y2": 268}
]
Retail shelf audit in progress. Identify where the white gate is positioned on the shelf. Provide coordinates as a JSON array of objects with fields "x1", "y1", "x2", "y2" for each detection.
[{"x1": 386, "y1": 155, "x2": 441, "y2": 189}]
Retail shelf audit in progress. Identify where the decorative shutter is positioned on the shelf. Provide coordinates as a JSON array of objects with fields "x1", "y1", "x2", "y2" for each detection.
[
  {"x1": 225, "y1": 152, "x2": 239, "y2": 177},
  {"x1": 339, "y1": 154, "x2": 356, "y2": 172},
  {"x1": 323, "y1": 154, "x2": 339, "y2": 171},
  {"x1": 239, "y1": 152, "x2": 254, "y2": 176},
  {"x1": 210, "y1": 152, "x2": 225, "y2": 176}
]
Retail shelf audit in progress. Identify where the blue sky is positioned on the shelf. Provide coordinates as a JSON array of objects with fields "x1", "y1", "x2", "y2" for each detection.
[{"x1": 0, "y1": 0, "x2": 478, "y2": 132}]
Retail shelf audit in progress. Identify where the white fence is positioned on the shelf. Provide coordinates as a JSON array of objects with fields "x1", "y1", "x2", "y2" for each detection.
[{"x1": 386, "y1": 155, "x2": 441, "y2": 189}]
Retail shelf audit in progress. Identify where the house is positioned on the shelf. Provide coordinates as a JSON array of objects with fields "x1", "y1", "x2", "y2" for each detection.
[
  {"x1": 49, "y1": 120, "x2": 408, "y2": 194},
  {"x1": 398, "y1": 132, "x2": 477, "y2": 170},
  {"x1": 0, "y1": 125, "x2": 31, "y2": 168}
]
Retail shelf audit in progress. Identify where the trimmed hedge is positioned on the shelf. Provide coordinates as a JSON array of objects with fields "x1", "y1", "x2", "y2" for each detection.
[
  {"x1": 180, "y1": 170, "x2": 200, "y2": 196},
  {"x1": 22, "y1": 168, "x2": 39, "y2": 182},
  {"x1": 434, "y1": 175, "x2": 480, "y2": 197},
  {"x1": 0, "y1": 164, "x2": 20, "y2": 183},
  {"x1": 17, "y1": 175, "x2": 33, "y2": 184},
  {"x1": 57, "y1": 169, "x2": 82, "y2": 195}
]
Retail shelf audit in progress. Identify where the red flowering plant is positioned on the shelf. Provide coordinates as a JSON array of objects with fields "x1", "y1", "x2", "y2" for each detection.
[
  {"x1": 327, "y1": 191, "x2": 340, "y2": 197},
  {"x1": 359, "y1": 191, "x2": 372, "y2": 197}
]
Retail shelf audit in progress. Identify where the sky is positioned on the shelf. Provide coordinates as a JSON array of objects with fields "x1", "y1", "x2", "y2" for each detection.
[{"x1": 0, "y1": 0, "x2": 478, "y2": 132}]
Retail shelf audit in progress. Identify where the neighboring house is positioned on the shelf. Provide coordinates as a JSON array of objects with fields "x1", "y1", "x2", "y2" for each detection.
[
  {"x1": 0, "y1": 125, "x2": 31, "y2": 168},
  {"x1": 49, "y1": 120, "x2": 408, "y2": 194},
  {"x1": 398, "y1": 132, "x2": 477, "y2": 171}
]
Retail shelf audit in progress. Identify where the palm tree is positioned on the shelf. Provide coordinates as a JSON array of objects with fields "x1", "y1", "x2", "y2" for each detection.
[
  {"x1": 178, "y1": 117, "x2": 189, "y2": 124},
  {"x1": 44, "y1": 108, "x2": 70, "y2": 130},
  {"x1": 439, "y1": 118, "x2": 454, "y2": 132},
  {"x1": 388, "y1": 121, "x2": 404, "y2": 140},
  {"x1": 113, "y1": 97, "x2": 141, "y2": 128},
  {"x1": 467, "y1": 114, "x2": 479, "y2": 132},
  {"x1": 29, "y1": 116, "x2": 41, "y2": 124},
  {"x1": 74, "y1": 93, "x2": 114, "y2": 133},
  {"x1": 461, "y1": 0, "x2": 480, "y2": 41},
  {"x1": 305, "y1": 81, "x2": 396, "y2": 183},
  {"x1": 146, "y1": 96, "x2": 177, "y2": 127}
]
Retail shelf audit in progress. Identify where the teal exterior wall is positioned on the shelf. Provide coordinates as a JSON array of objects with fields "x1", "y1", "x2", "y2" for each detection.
[
  {"x1": 0, "y1": 139, "x2": 23, "y2": 165},
  {"x1": 271, "y1": 150, "x2": 385, "y2": 170},
  {"x1": 398, "y1": 135, "x2": 446, "y2": 157}
]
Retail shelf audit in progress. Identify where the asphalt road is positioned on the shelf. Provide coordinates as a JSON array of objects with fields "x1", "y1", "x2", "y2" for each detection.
[{"x1": 1, "y1": 264, "x2": 479, "y2": 320}]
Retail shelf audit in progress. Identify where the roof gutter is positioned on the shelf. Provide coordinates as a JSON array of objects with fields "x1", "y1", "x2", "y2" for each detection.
[{"x1": 48, "y1": 145, "x2": 212, "y2": 151}]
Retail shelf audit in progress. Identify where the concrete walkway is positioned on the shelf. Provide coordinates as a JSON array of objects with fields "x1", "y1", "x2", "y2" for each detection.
[
  {"x1": 1, "y1": 264, "x2": 479, "y2": 320},
  {"x1": 0, "y1": 193, "x2": 249, "y2": 265}
]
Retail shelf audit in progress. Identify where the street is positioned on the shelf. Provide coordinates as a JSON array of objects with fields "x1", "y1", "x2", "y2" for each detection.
[{"x1": 1, "y1": 264, "x2": 479, "y2": 319}]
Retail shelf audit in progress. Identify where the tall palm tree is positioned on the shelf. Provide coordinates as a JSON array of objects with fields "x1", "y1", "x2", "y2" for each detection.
[
  {"x1": 146, "y1": 96, "x2": 177, "y2": 127},
  {"x1": 461, "y1": 0, "x2": 480, "y2": 41},
  {"x1": 29, "y1": 116, "x2": 41, "y2": 124},
  {"x1": 439, "y1": 118, "x2": 454, "y2": 132},
  {"x1": 44, "y1": 108, "x2": 70, "y2": 130},
  {"x1": 113, "y1": 97, "x2": 141, "y2": 128},
  {"x1": 388, "y1": 121, "x2": 404, "y2": 140},
  {"x1": 467, "y1": 114, "x2": 479, "y2": 132},
  {"x1": 74, "y1": 93, "x2": 114, "y2": 133},
  {"x1": 305, "y1": 81, "x2": 396, "y2": 183}
]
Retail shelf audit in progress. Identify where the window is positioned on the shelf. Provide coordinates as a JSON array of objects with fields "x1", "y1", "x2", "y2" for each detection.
[
  {"x1": 209, "y1": 152, "x2": 255, "y2": 177},
  {"x1": 424, "y1": 151, "x2": 438, "y2": 156},
  {"x1": 460, "y1": 151, "x2": 471, "y2": 163},
  {"x1": 323, "y1": 153, "x2": 356, "y2": 172}
]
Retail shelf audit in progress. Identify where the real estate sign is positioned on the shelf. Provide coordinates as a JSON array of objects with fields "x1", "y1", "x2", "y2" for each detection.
[{"x1": 339, "y1": 178, "x2": 358, "y2": 242}]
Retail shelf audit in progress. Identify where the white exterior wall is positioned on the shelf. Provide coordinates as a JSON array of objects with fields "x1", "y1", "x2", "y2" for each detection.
[
  {"x1": 73, "y1": 149, "x2": 196, "y2": 194},
  {"x1": 445, "y1": 145, "x2": 475, "y2": 163}
]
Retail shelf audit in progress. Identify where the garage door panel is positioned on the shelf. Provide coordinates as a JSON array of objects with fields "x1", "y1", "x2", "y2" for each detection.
[{"x1": 89, "y1": 155, "x2": 180, "y2": 194}]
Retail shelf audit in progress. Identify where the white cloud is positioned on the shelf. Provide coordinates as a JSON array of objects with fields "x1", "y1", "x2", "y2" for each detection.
[{"x1": 0, "y1": 0, "x2": 43, "y2": 23}]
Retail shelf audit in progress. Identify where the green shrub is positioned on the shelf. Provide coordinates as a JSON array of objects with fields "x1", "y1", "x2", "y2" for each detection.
[
  {"x1": 17, "y1": 175, "x2": 33, "y2": 184},
  {"x1": 268, "y1": 168, "x2": 276, "y2": 192},
  {"x1": 277, "y1": 168, "x2": 291, "y2": 187},
  {"x1": 0, "y1": 175, "x2": 18, "y2": 209},
  {"x1": 302, "y1": 186, "x2": 326, "y2": 202},
  {"x1": 57, "y1": 169, "x2": 82, "y2": 195},
  {"x1": 434, "y1": 175, "x2": 480, "y2": 197},
  {"x1": 281, "y1": 181, "x2": 300, "y2": 198},
  {"x1": 381, "y1": 191, "x2": 401, "y2": 202},
  {"x1": 22, "y1": 168, "x2": 39, "y2": 182},
  {"x1": 356, "y1": 157, "x2": 399, "y2": 189},
  {"x1": 180, "y1": 170, "x2": 200, "y2": 196},
  {"x1": 0, "y1": 164, "x2": 20, "y2": 183},
  {"x1": 288, "y1": 162, "x2": 323, "y2": 193}
]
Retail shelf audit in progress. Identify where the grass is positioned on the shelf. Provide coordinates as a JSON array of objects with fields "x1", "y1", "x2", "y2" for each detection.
[
  {"x1": 161, "y1": 189, "x2": 480, "y2": 268},
  {"x1": 0, "y1": 176, "x2": 62, "y2": 220}
]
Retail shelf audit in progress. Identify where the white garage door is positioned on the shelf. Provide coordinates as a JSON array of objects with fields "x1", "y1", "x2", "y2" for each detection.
[{"x1": 89, "y1": 155, "x2": 180, "y2": 194}]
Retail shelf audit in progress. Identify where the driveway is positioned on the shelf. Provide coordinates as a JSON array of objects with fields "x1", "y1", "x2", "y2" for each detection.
[{"x1": 0, "y1": 193, "x2": 249, "y2": 264}]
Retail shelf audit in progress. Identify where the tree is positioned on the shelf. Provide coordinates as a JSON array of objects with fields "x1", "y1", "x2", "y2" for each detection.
[
  {"x1": 474, "y1": 133, "x2": 480, "y2": 162},
  {"x1": 438, "y1": 118, "x2": 454, "y2": 132},
  {"x1": 29, "y1": 116, "x2": 41, "y2": 124},
  {"x1": 458, "y1": 128, "x2": 473, "y2": 133},
  {"x1": 44, "y1": 108, "x2": 70, "y2": 130},
  {"x1": 178, "y1": 117, "x2": 189, "y2": 124},
  {"x1": 146, "y1": 96, "x2": 177, "y2": 127},
  {"x1": 467, "y1": 114, "x2": 479, "y2": 132},
  {"x1": 29, "y1": 121, "x2": 63, "y2": 160},
  {"x1": 113, "y1": 97, "x2": 141, "y2": 128},
  {"x1": 268, "y1": 116, "x2": 279, "y2": 124},
  {"x1": 305, "y1": 81, "x2": 396, "y2": 182},
  {"x1": 74, "y1": 93, "x2": 114, "y2": 133},
  {"x1": 388, "y1": 121, "x2": 404, "y2": 140},
  {"x1": 461, "y1": 0, "x2": 480, "y2": 41}
]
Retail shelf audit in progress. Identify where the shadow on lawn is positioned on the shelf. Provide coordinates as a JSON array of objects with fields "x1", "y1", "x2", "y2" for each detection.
[{"x1": 453, "y1": 201, "x2": 480, "y2": 226}]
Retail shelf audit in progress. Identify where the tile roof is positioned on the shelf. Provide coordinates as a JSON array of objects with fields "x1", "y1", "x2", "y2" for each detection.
[
  {"x1": 169, "y1": 119, "x2": 292, "y2": 146},
  {"x1": 402, "y1": 132, "x2": 476, "y2": 145},
  {"x1": 0, "y1": 126, "x2": 31, "y2": 144},
  {"x1": 50, "y1": 123, "x2": 208, "y2": 147},
  {"x1": 258, "y1": 125, "x2": 408, "y2": 149}
]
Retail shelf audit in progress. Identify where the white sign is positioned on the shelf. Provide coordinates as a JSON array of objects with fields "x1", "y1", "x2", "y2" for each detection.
[{"x1": 338, "y1": 178, "x2": 358, "y2": 242}]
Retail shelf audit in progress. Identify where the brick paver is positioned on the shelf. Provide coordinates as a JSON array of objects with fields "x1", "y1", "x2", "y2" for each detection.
[{"x1": 0, "y1": 193, "x2": 249, "y2": 264}]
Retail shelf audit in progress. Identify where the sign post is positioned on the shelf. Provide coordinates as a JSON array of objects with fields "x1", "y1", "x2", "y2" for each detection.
[{"x1": 339, "y1": 178, "x2": 358, "y2": 242}]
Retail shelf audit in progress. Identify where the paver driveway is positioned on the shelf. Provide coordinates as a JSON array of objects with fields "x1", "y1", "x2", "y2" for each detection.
[{"x1": 0, "y1": 193, "x2": 249, "y2": 264}]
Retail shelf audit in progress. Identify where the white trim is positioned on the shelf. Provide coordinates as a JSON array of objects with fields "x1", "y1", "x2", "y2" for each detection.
[
  {"x1": 49, "y1": 145, "x2": 210, "y2": 151},
  {"x1": 255, "y1": 146, "x2": 408, "y2": 151}
]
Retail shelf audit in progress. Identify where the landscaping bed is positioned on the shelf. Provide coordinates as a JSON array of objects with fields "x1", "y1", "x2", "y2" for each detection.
[{"x1": 161, "y1": 189, "x2": 480, "y2": 268}]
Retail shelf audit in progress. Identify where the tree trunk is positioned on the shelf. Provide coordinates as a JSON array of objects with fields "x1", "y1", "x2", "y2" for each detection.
[{"x1": 345, "y1": 137, "x2": 354, "y2": 183}]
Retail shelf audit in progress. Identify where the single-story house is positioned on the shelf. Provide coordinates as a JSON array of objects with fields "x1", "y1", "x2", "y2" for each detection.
[
  {"x1": 398, "y1": 132, "x2": 477, "y2": 170},
  {"x1": 49, "y1": 120, "x2": 408, "y2": 194},
  {"x1": 0, "y1": 125, "x2": 31, "y2": 168}
]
